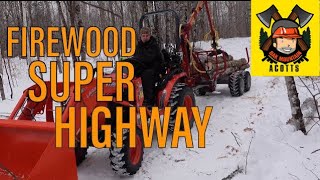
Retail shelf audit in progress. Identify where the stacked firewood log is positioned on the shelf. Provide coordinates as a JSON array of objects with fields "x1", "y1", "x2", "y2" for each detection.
[{"x1": 197, "y1": 53, "x2": 249, "y2": 76}]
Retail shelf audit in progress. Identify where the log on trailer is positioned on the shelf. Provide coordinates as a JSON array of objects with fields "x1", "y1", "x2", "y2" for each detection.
[
  {"x1": 197, "y1": 54, "x2": 234, "y2": 64},
  {"x1": 208, "y1": 58, "x2": 247, "y2": 71},
  {"x1": 196, "y1": 56, "x2": 248, "y2": 72}
]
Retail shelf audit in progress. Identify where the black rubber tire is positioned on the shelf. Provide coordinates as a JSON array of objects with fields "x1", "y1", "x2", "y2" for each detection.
[
  {"x1": 109, "y1": 128, "x2": 144, "y2": 176},
  {"x1": 168, "y1": 83, "x2": 196, "y2": 132},
  {"x1": 244, "y1": 71, "x2": 251, "y2": 92},
  {"x1": 229, "y1": 71, "x2": 245, "y2": 97},
  {"x1": 75, "y1": 141, "x2": 88, "y2": 166},
  {"x1": 198, "y1": 87, "x2": 207, "y2": 96}
]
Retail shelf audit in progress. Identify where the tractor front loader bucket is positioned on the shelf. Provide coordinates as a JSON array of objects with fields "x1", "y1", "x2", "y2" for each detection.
[{"x1": 0, "y1": 119, "x2": 77, "y2": 180}]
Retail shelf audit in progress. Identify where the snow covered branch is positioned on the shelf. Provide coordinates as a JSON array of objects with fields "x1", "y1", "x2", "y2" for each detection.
[
  {"x1": 311, "y1": 149, "x2": 320, "y2": 154},
  {"x1": 302, "y1": 163, "x2": 320, "y2": 180},
  {"x1": 245, "y1": 131, "x2": 255, "y2": 174},
  {"x1": 231, "y1": 132, "x2": 241, "y2": 147},
  {"x1": 221, "y1": 166, "x2": 243, "y2": 180}
]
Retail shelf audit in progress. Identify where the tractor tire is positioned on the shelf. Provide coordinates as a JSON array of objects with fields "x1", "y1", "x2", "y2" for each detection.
[
  {"x1": 75, "y1": 141, "x2": 88, "y2": 166},
  {"x1": 168, "y1": 83, "x2": 196, "y2": 132},
  {"x1": 229, "y1": 71, "x2": 245, "y2": 97},
  {"x1": 244, "y1": 71, "x2": 251, "y2": 92},
  {"x1": 109, "y1": 128, "x2": 144, "y2": 176}
]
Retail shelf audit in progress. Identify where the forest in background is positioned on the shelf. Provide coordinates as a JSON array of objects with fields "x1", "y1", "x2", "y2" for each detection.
[
  {"x1": 0, "y1": 1, "x2": 250, "y2": 59},
  {"x1": 0, "y1": 1, "x2": 315, "y2": 143}
]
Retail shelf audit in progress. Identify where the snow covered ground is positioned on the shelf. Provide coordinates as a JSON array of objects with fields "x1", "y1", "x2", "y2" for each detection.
[{"x1": 0, "y1": 37, "x2": 319, "y2": 180}]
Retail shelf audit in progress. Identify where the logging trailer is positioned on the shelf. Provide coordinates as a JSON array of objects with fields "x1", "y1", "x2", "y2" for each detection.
[
  {"x1": 145, "y1": 1, "x2": 251, "y2": 96},
  {"x1": 177, "y1": 1, "x2": 251, "y2": 96}
]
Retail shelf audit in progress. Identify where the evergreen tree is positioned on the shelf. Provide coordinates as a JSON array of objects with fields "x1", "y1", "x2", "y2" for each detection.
[
  {"x1": 302, "y1": 27, "x2": 311, "y2": 48},
  {"x1": 259, "y1": 28, "x2": 268, "y2": 48}
]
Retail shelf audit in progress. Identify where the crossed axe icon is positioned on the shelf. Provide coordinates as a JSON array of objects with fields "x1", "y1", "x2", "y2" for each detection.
[{"x1": 257, "y1": 5, "x2": 313, "y2": 52}]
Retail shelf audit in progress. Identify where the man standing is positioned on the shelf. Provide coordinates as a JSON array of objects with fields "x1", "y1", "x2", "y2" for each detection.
[{"x1": 131, "y1": 27, "x2": 164, "y2": 108}]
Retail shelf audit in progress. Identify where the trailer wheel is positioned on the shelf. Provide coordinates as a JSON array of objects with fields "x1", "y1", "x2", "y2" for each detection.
[
  {"x1": 195, "y1": 87, "x2": 206, "y2": 96},
  {"x1": 229, "y1": 71, "x2": 245, "y2": 97},
  {"x1": 198, "y1": 87, "x2": 207, "y2": 96},
  {"x1": 168, "y1": 83, "x2": 196, "y2": 132},
  {"x1": 110, "y1": 128, "x2": 144, "y2": 176},
  {"x1": 75, "y1": 142, "x2": 88, "y2": 166},
  {"x1": 244, "y1": 71, "x2": 251, "y2": 92}
]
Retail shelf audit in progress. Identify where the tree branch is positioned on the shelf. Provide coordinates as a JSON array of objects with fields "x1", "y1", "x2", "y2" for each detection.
[
  {"x1": 288, "y1": 173, "x2": 301, "y2": 180},
  {"x1": 311, "y1": 149, "x2": 320, "y2": 154},
  {"x1": 221, "y1": 166, "x2": 243, "y2": 180},
  {"x1": 298, "y1": 77, "x2": 320, "y2": 134},
  {"x1": 307, "y1": 119, "x2": 320, "y2": 134},
  {"x1": 245, "y1": 132, "x2": 255, "y2": 174},
  {"x1": 80, "y1": 1, "x2": 122, "y2": 18},
  {"x1": 231, "y1": 132, "x2": 241, "y2": 147},
  {"x1": 302, "y1": 163, "x2": 320, "y2": 180}
]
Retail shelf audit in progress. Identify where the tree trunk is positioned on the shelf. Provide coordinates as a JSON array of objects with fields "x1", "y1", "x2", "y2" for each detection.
[
  {"x1": 97, "y1": 1, "x2": 105, "y2": 55},
  {"x1": 97, "y1": 1, "x2": 105, "y2": 27},
  {"x1": 0, "y1": 49, "x2": 5, "y2": 100},
  {"x1": 285, "y1": 76, "x2": 307, "y2": 134},
  {"x1": 21, "y1": 1, "x2": 31, "y2": 65},
  {"x1": 108, "y1": 1, "x2": 115, "y2": 52},
  {"x1": 44, "y1": 1, "x2": 52, "y2": 55},
  {"x1": 141, "y1": 1, "x2": 150, "y2": 27},
  {"x1": 66, "y1": 1, "x2": 79, "y2": 66},
  {"x1": 16, "y1": 1, "x2": 22, "y2": 57},
  {"x1": 27, "y1": 1, "x2": 34, "y2": 63},
  {"x1": 74, "y1": 1, "x2": 86, "y2": 62},
  {"x1": 0, "y1": 76, "x2": 5, "y2": 100},
  {"x1": 7, "y1": 59, "x2": 15, "y2": 87},
  {"x1": 120, "y1": 1, "x2": 124, "y2": 27},
  {"x1": 56, "y1": 56, "x2": 63, "y2": 74},
  {"x1": 164, "y1": 1, "x2": 170, "y2": 47},
  {"x1": 153, "y1": 1, "x2": 161, "y2": 47},
  {"x1": 4, "y1": 58, "x2": 13, "y2": 99},
  {"x1": 56, "y1": 1, "x2": 67, "y2": 54}
]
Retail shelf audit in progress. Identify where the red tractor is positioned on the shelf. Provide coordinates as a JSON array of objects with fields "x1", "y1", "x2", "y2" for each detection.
[
  {"x1": 0, "y1": 9, "x2": 196, "y2": 180},
  {"x1": 0, "y1": 59, "x2": 195, "y2": 179}
]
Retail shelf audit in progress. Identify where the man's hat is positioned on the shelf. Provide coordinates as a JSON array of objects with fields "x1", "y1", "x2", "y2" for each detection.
[
  {"x1": 140, "y1": 27, "x2": 151, "y2": 35},
  {"x1": 271, "y1": 19, "x2": 302, "y2": 38}
]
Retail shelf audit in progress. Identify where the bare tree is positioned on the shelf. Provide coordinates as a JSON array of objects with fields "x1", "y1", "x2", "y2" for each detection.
[
  {"x1": 0, "y1": 49, "x2": 5, "y2": 100},
  {"x1": 297, "y1": 77, "x2": 320, "y2": 134},
  {"x1": 0, "y1": 1, "x2": 251, "y2": 60},
  {"x1": 3, "y1": 58, "x2": 13, "y2": 99},
  {"x1": 285, "y1": 76, "x2": 307, "y2": 134},
  {"x1": 21, "y1": 1, "x2": 31, "y2": 65}
]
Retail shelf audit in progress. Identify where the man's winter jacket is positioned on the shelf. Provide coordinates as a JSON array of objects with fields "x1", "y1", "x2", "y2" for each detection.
[{"x1": 133, "y1": 36, "x2": 164, "y2": 73}]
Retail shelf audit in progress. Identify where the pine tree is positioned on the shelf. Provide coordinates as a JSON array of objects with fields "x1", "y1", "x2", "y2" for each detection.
[
  {"x1": 302, "y1": 27, "x2": 311, "y2": 48},
  {"x1": 259, "y1": 28, "x2": 268, "y2": 48}
]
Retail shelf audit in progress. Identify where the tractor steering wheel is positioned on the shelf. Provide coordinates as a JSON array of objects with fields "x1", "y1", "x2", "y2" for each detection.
[
  {"x1": 122, "y1": 57, "x2": 147, "y2": 69},
  {"x1": 109, "y1": 57, "x2": 147, "y2": 75}
]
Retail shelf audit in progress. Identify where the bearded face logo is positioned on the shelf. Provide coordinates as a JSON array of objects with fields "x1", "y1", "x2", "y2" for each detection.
[{"x1": 272, "y1": 20, "x2": 301, "y2": 55}]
